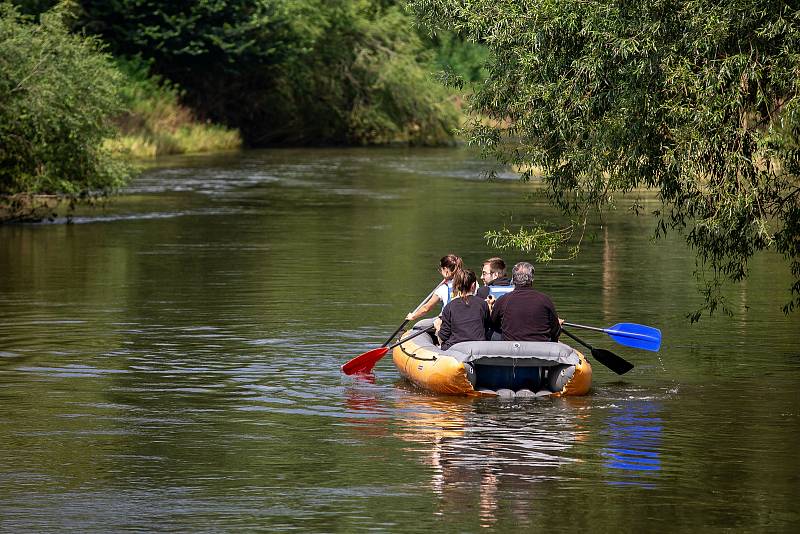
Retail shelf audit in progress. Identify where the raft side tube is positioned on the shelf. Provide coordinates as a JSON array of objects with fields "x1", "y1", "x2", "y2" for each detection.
[{"x1": 393, "y1": 320, "x2": 592, "y2": 397}]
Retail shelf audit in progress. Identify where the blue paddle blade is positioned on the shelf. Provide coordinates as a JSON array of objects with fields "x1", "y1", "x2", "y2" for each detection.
[{"x1": 606, "y1": 323, "x2": 662, "y2": 352}]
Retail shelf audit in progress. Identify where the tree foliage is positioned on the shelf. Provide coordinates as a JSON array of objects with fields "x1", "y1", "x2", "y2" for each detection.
[
  {"x1": 422, "y1": 29, "x2": 489, "y2": 85},
  {"x1": 60, "y1": 0, "x2": 459, "y2": 146},
  {"x1": 409, "y1": 0, "x2": 800, "y2": 318},
  {"x1": 274, "y1": 2, "x2": 459, "y2": 145},
  {"x1": 0, "y1": 3, "x2": 133, "y2": 198}
]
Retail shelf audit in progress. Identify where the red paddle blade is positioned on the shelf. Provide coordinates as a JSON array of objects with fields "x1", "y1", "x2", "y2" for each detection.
[{"x1": 341, "y1": 347, "x2": 390, "y2": 375}]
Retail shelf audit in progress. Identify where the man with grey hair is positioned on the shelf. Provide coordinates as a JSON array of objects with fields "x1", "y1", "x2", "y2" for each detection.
[{"x1": 489, "y1": 261, "x2": 562, "y2": 342}]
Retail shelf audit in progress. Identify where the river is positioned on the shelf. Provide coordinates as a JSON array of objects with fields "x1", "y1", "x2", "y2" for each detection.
[{"x1": 1, "y1": 147, "x2": 798, "y2": 532}]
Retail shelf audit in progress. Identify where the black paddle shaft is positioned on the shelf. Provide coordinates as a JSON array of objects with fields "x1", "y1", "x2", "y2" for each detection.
[
  {"x1": 382, "y1": 320, "x2": 410, "y2": 347},
  {"x1": 388, "y1": 327, "x2": 436, "y2": 350},
  {"x1": 382, "y1": 281, "x2": 445, "y2": 347},
  {"x1": 561, "y1": 327, "x2": 634, "y2": 375}
]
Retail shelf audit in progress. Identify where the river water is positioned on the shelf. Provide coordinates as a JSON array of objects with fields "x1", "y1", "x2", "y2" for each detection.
[{"x1": 1, "y1": 148, "x2": 798, "y2": 532}]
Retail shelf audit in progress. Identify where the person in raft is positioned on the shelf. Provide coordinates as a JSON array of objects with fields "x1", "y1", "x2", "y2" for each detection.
[
  {"x1": 405, "y1": 254, "x2": 463, "y2": 322},
  {"x1": 475, "y1": 256, "x2": 513, "y2": 340},
  {"x1": 437, "y1": 269, "x2": 491, "y2": 350},
  {"x1": 490, "y1": 261, "x2": 563, "y2": 342},
  {"x1": 475, "y1": 256, "x2": 513, "y2": 301}
]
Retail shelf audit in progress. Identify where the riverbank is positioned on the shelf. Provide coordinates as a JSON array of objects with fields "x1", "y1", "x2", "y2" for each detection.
[
  {"x1": 108, "y1": 122, "x2": 242, "y2": 159},
  {"x1": 1, "y1": 2, "x2": 472, "y2": 224},
  {"x1": 108, "y1": 61, "x2": 243, "y2": 159},
  {"x1": 0, "y1": 194, "x2": 64, "y2": 223}
]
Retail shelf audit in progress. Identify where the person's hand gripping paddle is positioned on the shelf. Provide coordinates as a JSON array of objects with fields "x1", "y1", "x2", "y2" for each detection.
[{"x1": 341, "y1": 281, "x2": 444, "y2": 375}]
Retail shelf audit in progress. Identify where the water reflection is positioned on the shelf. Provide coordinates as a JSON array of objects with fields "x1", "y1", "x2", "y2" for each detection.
[
  {"x1": 343, "y1": 377, "x2": 392, "y2": 437},
  {"x1": 601, "y1": 400, "x2": 662, "y2": 488},
  {"x1": 390, "y1": 392, "x2": 589, "y2": 528}
]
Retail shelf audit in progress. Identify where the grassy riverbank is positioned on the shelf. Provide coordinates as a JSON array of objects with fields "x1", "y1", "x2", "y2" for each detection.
[
  {"x1": 1, "y1": 2, "x2": 474, "y2": 223},
  {"x1": 0, "y1": 57, "x2": 241, "y2": 222},
  {"x1": 107, "y1": 60, "x2": 242, "y2": 159}
]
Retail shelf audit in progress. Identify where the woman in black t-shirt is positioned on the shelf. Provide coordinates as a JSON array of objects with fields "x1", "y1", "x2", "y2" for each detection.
[{"x1": 438, "y1": 269, "x2": 492, "y2": 350}]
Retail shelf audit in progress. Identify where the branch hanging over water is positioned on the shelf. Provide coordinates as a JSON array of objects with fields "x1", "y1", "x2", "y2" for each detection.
[{"x1": 484, "y1": 221, "x2": 584, "y2": 262}]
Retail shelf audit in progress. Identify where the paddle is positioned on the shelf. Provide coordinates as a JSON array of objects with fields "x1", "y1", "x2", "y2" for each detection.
[
  {"x1": 380, "y1": 280, "x2": 445, "y2": 347},
  {"x1": 562, "y1": 321, "x2": 661, "y2": 352},
  {"x1": 342, "y1": 327, "x2": 436, "y2": 375},
  {"x1": 560, "y1": 327, "x2": 634, "y2": 375}
]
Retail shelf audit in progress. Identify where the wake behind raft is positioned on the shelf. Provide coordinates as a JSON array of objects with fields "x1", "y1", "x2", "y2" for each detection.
[{"x1": 391, "y1": 319, "x2": 592, "y2": 398}]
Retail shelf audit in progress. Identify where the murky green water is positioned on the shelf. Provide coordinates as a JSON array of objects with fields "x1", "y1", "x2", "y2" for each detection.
[{"x1": 1, "y1": 147, "x2": 799, "y2": 532}]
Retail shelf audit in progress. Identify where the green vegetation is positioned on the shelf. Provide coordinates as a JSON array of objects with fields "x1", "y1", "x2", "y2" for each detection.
[
  {"x1": 0, "y1": 3, "x2": 133, "y2": 210},
  {"x1": 109, "y1": 59, "x2": 241, "y2": 158},
  {"x1": 2, "y1": 0, "x2": 483, "y2": 219},
  {"x1": 68, "y1": 0, "x2": 462, "y2": 145},
  {"x1": 425, "y1": 30, "x2": 489, "y2": 85},
  {"x1": 288, "y1": 3, "x2": 459, "y2": 145},
  {"x1": 409, "y1": 0, "x2": 800, "y2": 318}
]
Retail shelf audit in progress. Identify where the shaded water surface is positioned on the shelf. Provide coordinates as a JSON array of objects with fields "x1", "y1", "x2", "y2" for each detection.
[{"x1": 1, "y1": 148, "x2": 798, "y2": 532}]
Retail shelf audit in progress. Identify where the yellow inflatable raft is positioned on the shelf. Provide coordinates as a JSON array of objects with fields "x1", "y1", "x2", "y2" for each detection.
[{"x1": 391, "y1": 320, "x2": 592, "y2": 398}]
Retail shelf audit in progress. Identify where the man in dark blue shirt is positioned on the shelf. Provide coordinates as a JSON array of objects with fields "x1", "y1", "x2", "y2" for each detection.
[{"x1": 490, "y1": 262, "x2": 562, "y2": 342}]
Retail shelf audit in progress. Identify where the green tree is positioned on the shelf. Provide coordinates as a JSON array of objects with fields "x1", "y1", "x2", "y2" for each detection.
[
  {"x1": 0, "y1": 3, "x2": 133, "y2": 201},
  {"x1": 67, "y1": 0, "x2": 458, "y2": 146},
  {"x1": 68, "y1": 0, "x2": 312, "y2": 143},
  {"x1": 423, "y1": 30, "x2": 488, "y2": 84},
  {"x1": 275, "y1": 1, "x2": 459, "y2": 145},
  {"x1": 409, "y1": 0, "x2": 800, "y2": 318},
  {"x1": 75, "y1": 0, "x2": 304, "y2": 72}
]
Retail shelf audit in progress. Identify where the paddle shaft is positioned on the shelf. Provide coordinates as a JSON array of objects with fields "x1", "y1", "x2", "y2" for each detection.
[
  {"x1": 388, "y1": 326, "x2": 436, "y2": 350},
  {"x1": 382, "y1": 321, "x2": 410, "y2": 348},
  {"x1": 560, "y1": 327, "x2": 594, "y2": 350},
  {"x1": 561, "y1": 327, "x2": 634, "y2": 375},
  {"x1": 381, "y1": 280, "x2": 444, "y2": 347},
  {"x1": 562, "y1": 322, "x2": 606, "y2": 334}
]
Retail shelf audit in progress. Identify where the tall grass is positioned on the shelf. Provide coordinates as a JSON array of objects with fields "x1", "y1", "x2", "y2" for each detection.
[{"x1": 109, "y1": 59, "x2": 241, "y2": 158}]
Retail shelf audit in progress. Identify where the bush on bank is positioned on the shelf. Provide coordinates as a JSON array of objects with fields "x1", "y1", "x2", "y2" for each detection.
[
  {"x1": 0, "y1": 4, "x2": 133, "y2": 201},
  {"x1": 0, "y1": 5, "x2": 243, "y2": 220},
  {"x1": 274, "y1": 4, "x2": 460, "y2": 146}
]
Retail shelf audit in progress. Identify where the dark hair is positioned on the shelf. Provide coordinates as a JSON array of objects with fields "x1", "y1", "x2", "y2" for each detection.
[
  {"x1": 483, "y1": 257, "x2": 506, "y2": 277},
  {"x1": 439, "y1": 254, "x2": 463, "y2": 280},
  {"x1": 452, "y1": 269, "x2": 477, "y2": 302}
]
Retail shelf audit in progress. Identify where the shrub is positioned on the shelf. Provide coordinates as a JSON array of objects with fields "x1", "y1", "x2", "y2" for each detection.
[{"x1": 0, "y1": 3, "x2": 134, "y2": 198}]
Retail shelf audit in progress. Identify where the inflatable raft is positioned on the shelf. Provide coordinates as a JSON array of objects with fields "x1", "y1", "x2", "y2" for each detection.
[{"x1": 391, "y1": 319, "x2": 592, "y2": 398}]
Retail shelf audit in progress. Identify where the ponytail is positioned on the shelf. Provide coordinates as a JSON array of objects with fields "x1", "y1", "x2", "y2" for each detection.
[
  {"x1": 452, "y1": 269, "x2": 477, "y2": 302},
  {"x1": 439, "y1": 254, "x2": 463, "y2": 281}
]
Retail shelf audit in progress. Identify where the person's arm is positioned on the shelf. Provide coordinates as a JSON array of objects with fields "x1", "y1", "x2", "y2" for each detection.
[
  {"x1": 438, "y1": 306, "x2": 452, "y2": 346},
  {"x1": 549, "y1": 304, "x2": 562, "y2": 342},
  {"x1": 485, "y1": 292, "x2": 496, "y2": 312},
  {"x1": 481, "y1": 300, "x2": 492, "y2": 340},
  {"x1": 406, "y1": 293, "x2": 442, "y2": 321}
]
